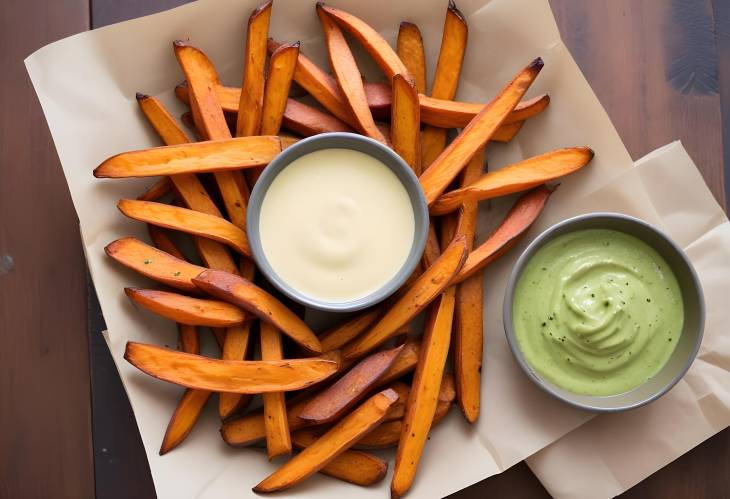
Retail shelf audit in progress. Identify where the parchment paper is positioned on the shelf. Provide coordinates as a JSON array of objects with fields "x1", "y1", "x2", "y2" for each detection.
[
  {"x1": 24, "y1": 0, "x2": 728, "y2": 497},
  {"x1": 525, "y1": 143, "x2": 730, "y2": 499}
]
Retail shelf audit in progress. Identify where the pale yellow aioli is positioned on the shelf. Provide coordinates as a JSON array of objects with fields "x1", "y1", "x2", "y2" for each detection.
[{"x1": 259, "y1": 148, "x2": 414, "y2": 302}]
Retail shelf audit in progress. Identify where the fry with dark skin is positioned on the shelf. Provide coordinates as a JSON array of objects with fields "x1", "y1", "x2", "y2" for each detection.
[
  {"x1": 117, "y1": 200, "x2": 250, "y2": 257},
  {"x1": 317, "y1": 4, "x2": 386, "y2": 143},
  {"x1": 124, "y1": 288, "x2": 249, "y2": 327},
  {"x1": 342, "y1": 236, "x2": 467, "y2": 360},
  {"x1": 124, "y1": 342, "x2": 338, "y2": 393},
  {"x1": 236, "y1": 0, "x2": 273, "y2": 138},
  {"x1": 430, "y1": 147, "x2": 594, "y2": 215},
  {"x1": 299, "y1": 344, "x2": 405, "y2": 424},
  {"x1": 419, "y1": 57, "x2": 544, "y2": 205},
  {"x1": 397, "y1": 22, "x2": 426, "y2": 94},
  {"x1": 193, "y1": 269, "x2": 322, "y2": 354},
  {"x1": 253, "y1": 389, "x2": 398, "y2": 493}
]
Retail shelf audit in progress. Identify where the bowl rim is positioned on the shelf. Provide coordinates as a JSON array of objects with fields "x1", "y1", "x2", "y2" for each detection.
[
  {"x1": 502, "y1": 211, "x2": 705, "y2": 412},
  {"x1": 247, "y1": 132, "x2": 429, "y2": 313}
]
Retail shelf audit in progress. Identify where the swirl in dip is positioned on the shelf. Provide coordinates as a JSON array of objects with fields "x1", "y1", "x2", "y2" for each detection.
[
  {"x1": 512, "y1": 228, "x2": 683, "y2": 396},
  {"x1": 259, "y1": 148, "x2": 414, "y2": 303}
]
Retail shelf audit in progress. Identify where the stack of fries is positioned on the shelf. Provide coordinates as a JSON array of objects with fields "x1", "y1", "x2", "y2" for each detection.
[{"x1": 94, "y1": 0, "x2": 593, "y2": 495}]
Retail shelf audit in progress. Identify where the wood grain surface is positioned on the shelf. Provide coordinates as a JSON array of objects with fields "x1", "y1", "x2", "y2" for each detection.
[{"x1": 1, "y1": 0, "x2": 728, "y2": 498}]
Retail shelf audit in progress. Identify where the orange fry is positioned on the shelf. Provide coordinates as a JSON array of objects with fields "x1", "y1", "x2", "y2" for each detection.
[
  {"x1": 117, "y1": 200, "x2": 250, "y2": 257},
  {"x1": 430, "y1": 147, "x2": 593, "y2": 215},
  {"x1": 260, "y1": 321, "x2": 293, "y2": 459},
  {"x1": 390, "y1": 74, "x2": 421, "y2": 174},
  {"x1": 124, "y1": 288, "x2": 248, "y2": 327},
  {"x1": 419, "y1": 58, "x2": 544, "y2": 204},
  {"x1": 124, "y1": 342, "x2": 338, "y2": 393},
  {"x1": 317, "y1": 4, "x2": 386, "y2": 143},
  {"x1": 397, "y1": 22, "x2": 426, "y2": 94}
]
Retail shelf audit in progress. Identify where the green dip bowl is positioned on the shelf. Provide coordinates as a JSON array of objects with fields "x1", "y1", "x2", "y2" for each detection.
[{"x1": 503, "y1": 213, "x2": 704, "y2": 412}]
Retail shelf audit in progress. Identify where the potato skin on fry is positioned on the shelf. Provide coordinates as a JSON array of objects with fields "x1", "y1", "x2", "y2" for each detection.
[
  {"x1": 124, "y1": 342, "x2": 337, "y2": 393},
  {"x1": 299, "y1": 344, "x2": 405, "y2": 424},
  {"x1": 192, "y1": 269, "x2": 322, "y2": 354}
]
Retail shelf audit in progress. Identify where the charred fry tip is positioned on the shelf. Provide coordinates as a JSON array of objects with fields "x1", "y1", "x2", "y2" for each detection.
[
  {"x1": 529, "y1": 57, "x2": 545, "y2": 71},
  {"x1": 399, "y1": 20, "x2": 417, "y2": 29},
  {"x1": 176, "y1": 81, "x2": 188, "y2": 89},
  {"x1": 135, "y1": 92, "x2": 149, "y2": 101},
  {"x1": 315, "y1": 1, "x2": 326, "y2": 12},
  {"x1": 586, "y1": 146, "x2": 596, "y2": 159},
  {"x1": 173, "y1": 39, "x2": 189, "y2": 48},
  {"x1": 447, "y1": 0, "x2": 467, "y2": 24},
  {"x1": 251, "y1": 0, "x2": 273, "y2": 17}
]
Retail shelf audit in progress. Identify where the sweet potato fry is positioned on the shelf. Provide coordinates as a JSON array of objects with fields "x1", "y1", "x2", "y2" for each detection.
[
  {"x1": 491, "y1": 121, "x2": 524, "y2": 142},
  {"x1": 261, "y1": 42, "x2": 300, "y2": 136},
  {"x1": 453, "y1": 150, "x2": 484, "y2": 423},
  {"x1": 452, "y1": 184, "x2": 554, "y2": 285},
  {"x1": 221, "y1": 396, "x2": 314, "y2": 447},
  {"x1": 421, "y1": 223, "x2": 441, "y2": 269},
  {"x1": 93, "y1": 136, "x2": 281, "y2": 178},
  {"x1": 397, "y1": 22, "x2": 426, "y2": 94},
  {"x1": 290, "y1": 430, "x2": 387, "y2": 486},
  {"x1": 260, "y1": 321, "x2": 293, "y2": 459},
  {"x1": 420, "y1": 93, "x2": 550, "y2": 128},
  {"x1": 137, "y1": 177, "x2": 171, "y2": 201},
  {"x1": 318, "y1": 4, "x2": 409, "y2": 81},
  {"x1": 342, "y1": 236, "x2": 467, "y2": 360},
  {"x1": 177, "y1": 323, "x2": 200, "y2": 354},
  {"x1": 431, "y1": 147, "x2": 593, "y2": 215},
  {"x1": 253, "y1": 389, "x2": 398, "y2": 493},
  {"x1": 147, "y1": 225, "x2": 185, "y2": 260},
  {"x1": 124, "y1": 288, "x2": 248, "y2": 327},
  {"x1": 236, "y1": 0, "x2": 273, "y2": 137},
  {"x1": 117, "y1": 200, "x2": 250, "y2": 257},
  {"x1": 382, "y1": 382, "x2": 410, "y2": 421},
  {"x1": 268, "y1": 38, "x2": 355, "y2": 126},
  {"x1": 219, "y1": 324, "x2": 253, "y2": 420},
  {"x1": 420, "y1": 58, "x2": 544, "y2": 204},
  {"x1": 193, "y1": 269, "x2": 322, "y2": 354},
  {"x1": 174, "y1": 41, "x2": 251, "y2": 231},
  {"x1": 391, "y1": 285, "x2": 456, "y2": 498},
  {"x1": 421, "y1": 1, "x2": 468, "y2": 168},
  {"x1": 105, "y1": 237, "x2": 205, "y2": 292},
  {"x1": 372, "y1": 338, "x2": 420, "y2": 388},
  {"x1": 317, "y1": 4, "x2": 386, "y2": 143},
  {"x1": 356, "y1": 378, "x2": 453, "y2": 449},
  {"x1": 136, "y1": 92, "x2": 191, "y2": 145},
  {"x1": 391, "y1": 74, "x2": 421, "y2": 174},
  {"x1": 283, "y1": 99, "x2": 353, "y2": 136},
  {"x1": 299, "y1": 344, "x2": 404, "y2": 424},
  {"x1": 180, "y1": 111, "x2": 204, "y2": 140},
  {"x1": 159, "y1": 388, "x2": 211, "y2": 455},
  {"x1": 124, "y1": 342, "x2": 338, "y2": 393},
  {"x1": 319, "y1": 308, "x2": 382, "y2": 352}
]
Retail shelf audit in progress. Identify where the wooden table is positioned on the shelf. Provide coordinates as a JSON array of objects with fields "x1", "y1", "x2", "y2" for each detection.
[{"x1": 1, "y1": 0, "x2": 728, "y2": 497}]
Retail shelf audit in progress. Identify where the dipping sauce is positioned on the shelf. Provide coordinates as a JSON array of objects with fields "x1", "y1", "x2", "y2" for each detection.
[
  {"x1": 259, "y1": 148, "x2": 415, "y2": 303},
  {"x1": 512, "y1": 229, "x2": 683, "y2": 396}
]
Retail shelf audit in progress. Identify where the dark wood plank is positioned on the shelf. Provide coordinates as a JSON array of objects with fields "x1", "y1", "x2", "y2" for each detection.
[
  {"x1": 712, "y1": 0, "x2": 730, "y2": 204},
  {"x1": 0, "y1": 1, "x2": 93, "y2": 498}
]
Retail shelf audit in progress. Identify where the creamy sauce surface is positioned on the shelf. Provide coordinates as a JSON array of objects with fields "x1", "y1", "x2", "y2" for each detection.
[
  {"x1": 259, "y1": 148, "x2": 414, "y2": 302},
  {"x1": 513, "y1": 229, "x2": 683, "y2": 396}
]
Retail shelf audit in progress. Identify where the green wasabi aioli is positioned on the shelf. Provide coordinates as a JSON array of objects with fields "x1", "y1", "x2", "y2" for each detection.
[{"x1": 512, "y1": 229, "x2": 683, "y2": 396}]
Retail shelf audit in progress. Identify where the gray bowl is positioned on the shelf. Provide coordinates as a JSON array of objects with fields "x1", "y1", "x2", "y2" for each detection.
[
  {"x1": 503, "y1": 213, "x2": 704, "y2": 412},
  {"x1": 247, "y1": 132, "x2": 429, "y2": 312}
]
